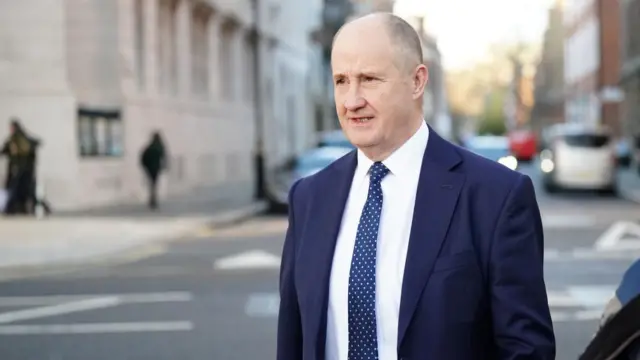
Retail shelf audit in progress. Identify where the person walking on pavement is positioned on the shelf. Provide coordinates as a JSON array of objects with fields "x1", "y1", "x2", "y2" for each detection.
[
  {"x1": 140, "y1": 131, "x2": 167, "y2": 210},
  {"x1": 277, "y1": 13, "x2": 555, "y2": 360},
  {"x1": 0, "y1": 118, "x2": 41, "y2": 215}
]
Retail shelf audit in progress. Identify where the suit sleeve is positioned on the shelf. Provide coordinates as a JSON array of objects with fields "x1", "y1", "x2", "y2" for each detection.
[
  {"x1": 277, "y1": 179, "x2": 303, "y2": 360},
  {"x1": 490, "y1": 174, "x2": 556, "y2": 360}
]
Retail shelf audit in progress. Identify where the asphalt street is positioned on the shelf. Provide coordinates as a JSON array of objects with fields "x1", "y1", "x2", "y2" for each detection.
[{"x1": 1, "y1": 162, "x2": 640, "y2": 360}]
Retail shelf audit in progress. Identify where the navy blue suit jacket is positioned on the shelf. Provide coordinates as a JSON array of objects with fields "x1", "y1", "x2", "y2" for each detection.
[{"x1": 277, "y1": 128, "x2": 556, "y2": 360}]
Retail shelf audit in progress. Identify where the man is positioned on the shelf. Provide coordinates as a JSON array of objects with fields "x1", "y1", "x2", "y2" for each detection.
[{"x1": 277, "y1": 13, "x2": 555, "y2": 360}]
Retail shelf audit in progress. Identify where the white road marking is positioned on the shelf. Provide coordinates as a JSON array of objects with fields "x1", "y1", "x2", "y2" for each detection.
[
  {"x1": 0, "y1": 292, "x2": 195, "y2": 335},
  {"x1": 542, "y1": 214, "x2": 597, "y2": 229},
  {"x1": 543, "y1": 247, "x2": 640, "y2": 261},
  {"x1": 0, "y1": 297, "x2": 121, "y2": 324},
  {"x1": 544, "y1": 249, "x2": 561, "y2": 260},
  {"x1": 214, "y1": 250, "x2": 281, "y2": 270},
  {"x1": 547, "y1": 285, "x2": 614, "y2": 308},
  {"x1": 0, "y1": 321, "x2": 194, "y2": 335},
  {"x1": 0, "y1": 292, "x2": 193, "y2": 307},
  {"x1": 245, "y1": 293, "x2": 280, "y2": 317},
  {"x1": 566, "y1": 286, "x2": 616, "y2": 308},
  {"x1": 594, "y1": 221, "x2": 640, "y2": 251},
  {"x1": 244, "y1": 286, "x2": 612, "y2": 324},
  {"x1": 547, "y1": 292, "x2": 582, "y2": 307},
  {"x1": 551, "y1": 309, "x2": 601, "y2": 323}
]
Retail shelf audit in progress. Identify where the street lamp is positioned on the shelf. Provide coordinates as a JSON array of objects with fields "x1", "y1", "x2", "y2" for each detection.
[{"x1": 250, "y1": 0, "x2": 265, "y2": 199}]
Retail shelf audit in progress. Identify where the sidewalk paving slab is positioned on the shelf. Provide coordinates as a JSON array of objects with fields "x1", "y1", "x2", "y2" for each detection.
[{"x1": 0, "y1": 200, "x2": 267, "y2": 274}]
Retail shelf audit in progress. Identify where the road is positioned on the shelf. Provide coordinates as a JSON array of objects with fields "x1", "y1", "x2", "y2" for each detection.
[{"x1": 1, "y1": 162, "x2": 640, "y2": 359}]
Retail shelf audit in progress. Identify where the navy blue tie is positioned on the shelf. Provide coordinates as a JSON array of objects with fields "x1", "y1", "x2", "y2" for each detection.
[{"x1": 348, "y1": 161, "x2": 389, "y2": 360}]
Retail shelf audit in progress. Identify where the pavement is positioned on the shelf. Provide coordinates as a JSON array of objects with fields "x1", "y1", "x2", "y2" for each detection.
[
  {"x1": 0, "y1": 163, "x2": 640, "y2": 359},
  {"x1": 0, "y1": 191, "x2": 268, "y2": 279}
]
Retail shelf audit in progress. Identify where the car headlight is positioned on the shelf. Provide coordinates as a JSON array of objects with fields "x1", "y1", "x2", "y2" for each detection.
[
  {"x1": 498, "y1": 156, "x2": 518, "y2": 170},
  {"x1": 540, "y1": 158, "x2": 554, "y2": 173}
]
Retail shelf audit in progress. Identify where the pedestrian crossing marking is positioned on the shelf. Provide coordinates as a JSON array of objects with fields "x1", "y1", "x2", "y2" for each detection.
[{"x1": 244, "y1": 286, "x2": 616, "y2": 323}]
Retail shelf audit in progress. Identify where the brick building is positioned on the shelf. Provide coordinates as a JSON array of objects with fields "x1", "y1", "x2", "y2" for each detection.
[
  {"x1": 563, "y1": 0, "x2": 622, "y2": 135},
  {"x1": 532, "y1": 0, "x2": 565, "y2": 133}
]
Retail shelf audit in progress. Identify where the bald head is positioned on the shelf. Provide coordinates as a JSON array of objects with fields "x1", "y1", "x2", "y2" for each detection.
[
  {"x1": 333, "y1": 13, "x2": 423, "y2": 72},
  {"x1": 330, "y1": 11, "x2": 429, "y2": 161}
]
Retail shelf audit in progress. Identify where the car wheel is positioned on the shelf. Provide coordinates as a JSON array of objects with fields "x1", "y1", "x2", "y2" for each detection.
[
  {"x1": 543, "y1": 176, "x2": 559, "y2": 193},
  {"x1": 544, "y1": 181, "x2": 557, "y2": 193},
  {"x1": 599, "y1": 185, "x2": 618, "y2": 197}
]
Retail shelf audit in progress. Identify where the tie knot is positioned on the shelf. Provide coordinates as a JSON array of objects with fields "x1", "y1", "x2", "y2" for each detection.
[{"x1": 369, "y1": 162, "x2": 389, "y2": 183}]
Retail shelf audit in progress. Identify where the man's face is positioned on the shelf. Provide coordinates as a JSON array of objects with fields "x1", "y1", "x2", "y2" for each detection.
[{"x1": 331, "y1": 22, "x2": 421, "y2": 155}]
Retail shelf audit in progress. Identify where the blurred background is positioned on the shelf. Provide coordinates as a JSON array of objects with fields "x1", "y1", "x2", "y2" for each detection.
[{"x1": 0, "y1": 0, "x2": 639, "y2": 359}]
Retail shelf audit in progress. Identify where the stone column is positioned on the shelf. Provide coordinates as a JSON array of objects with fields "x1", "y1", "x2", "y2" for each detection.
[
  {"x1": 0, "y1": 0, "x2": 76, "y2": 208},
  {"x1": 232, "y1": 28, "x2": 246, "y2": 102},
  {"x1": 208, "y1": 13, "x2": 222, "y2": 101},
  {"x1": 118, "y1": 0, "x2": 137, "y2": 96},
  {"x1": 143, "y1": 0, "x2": 159, "y2": 95},
  {"x1": 175, "y1": 0, "x2": 192, "y2": 97}
]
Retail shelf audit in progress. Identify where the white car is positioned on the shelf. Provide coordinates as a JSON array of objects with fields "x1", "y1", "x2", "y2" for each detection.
[{"x1": 541, "y1": 125, "x2": 617, "y2": 194}]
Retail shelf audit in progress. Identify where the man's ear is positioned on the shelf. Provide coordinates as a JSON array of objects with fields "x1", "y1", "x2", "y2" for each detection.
[{"x1": 412, "y1": 64, "x2": 428, "y2": 100}]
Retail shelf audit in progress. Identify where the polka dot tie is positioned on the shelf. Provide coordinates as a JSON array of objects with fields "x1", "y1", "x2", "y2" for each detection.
[{"x1": 348, "y1": 161, "x2": 389, "y2": 360}]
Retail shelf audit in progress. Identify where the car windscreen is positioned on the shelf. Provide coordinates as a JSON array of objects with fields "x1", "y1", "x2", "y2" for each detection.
[
  {"x1": 319, "y1": 139, "x2": 354, "y2": 148},
  {"x1": 562, "y1": 134, "x2": 610, "y2": 148},
  {"x1": 469, "y1": 146, "x2": 509, "y2": 161},
  {"x1": 294, "y1": 149, "x2": 351, "y2": 172}
]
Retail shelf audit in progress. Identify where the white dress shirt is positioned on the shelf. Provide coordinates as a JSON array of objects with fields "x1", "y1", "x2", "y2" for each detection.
[{"x1": 325, "y1": 121, "x2": 430, "y2": 360}]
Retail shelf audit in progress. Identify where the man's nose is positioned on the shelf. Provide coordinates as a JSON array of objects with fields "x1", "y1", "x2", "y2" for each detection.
[{"x1": 344, "y1": 86, "x2": 365, "y2": 110}]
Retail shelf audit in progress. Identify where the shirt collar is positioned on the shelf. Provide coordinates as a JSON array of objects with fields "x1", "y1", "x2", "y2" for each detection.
[{"x1": 355, "y1": 120, "x2": 429, "y2": 182}]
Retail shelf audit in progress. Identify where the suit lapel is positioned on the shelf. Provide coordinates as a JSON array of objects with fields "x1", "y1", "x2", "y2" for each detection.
[
  {"x1": 398, "y1": 128, "x2": 465, "y2": 346},
  {"x1": 300, "y1": 150, "x2": 357, "y2": 356}
]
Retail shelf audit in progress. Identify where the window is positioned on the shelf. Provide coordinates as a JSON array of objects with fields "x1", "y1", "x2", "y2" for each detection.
[
  {"x1": 562, "y1": 134, "x2": 610, "y2": 148},
  {"x1": 77, "y1": 108, "x2": 124, "y2": 157}
]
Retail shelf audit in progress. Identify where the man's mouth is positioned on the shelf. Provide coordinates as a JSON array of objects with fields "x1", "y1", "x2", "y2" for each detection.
[{"x1": 350, "y1": 117, "x2": 373, "y2": 123}]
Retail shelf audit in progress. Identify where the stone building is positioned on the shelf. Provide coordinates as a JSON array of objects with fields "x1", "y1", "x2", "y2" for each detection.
[{"x1": 0, "y1": 0, "x2": 322, "y2": 211}]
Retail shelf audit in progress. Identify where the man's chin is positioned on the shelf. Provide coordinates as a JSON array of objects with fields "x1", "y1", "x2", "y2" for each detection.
[{"x1": 349, "y1": 138, "x2": 379, "y2": 151}]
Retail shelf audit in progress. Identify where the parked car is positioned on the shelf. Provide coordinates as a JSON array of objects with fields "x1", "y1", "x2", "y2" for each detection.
[
  {"x1": 318, "y1": 130, "x2": 355, "y2": 149},
  {"x1": 466, "y1": 135, "x2": 519, "y2": 171},
  {"x1": 541, "y1": 124, "x2": 617, "y2": 194},
  {"x1": 616, "y1": 138, "x2": 632, "y2": 167},
  {"x1": 508, "y1": 129, "x2": 537, "y2": 162},
  {"x1": 267, "y1": 146, "x2": 353, "y2": 211}
]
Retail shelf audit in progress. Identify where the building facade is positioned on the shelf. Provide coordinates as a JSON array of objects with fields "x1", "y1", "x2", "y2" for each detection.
[
  {"x1": 0, "y1": 0, "x2": 322, "y2": 211},
  {"x1": 619, "y1": 0, "x2": 640, "y2": 137},
  {"x1": 407, "y1": 17, "x2": 453, "y2": 140},
  {"x1": 257, "y1": 0, "x2": 325, "y2": 177},
  {"x1": 532, "y1": 0, "x2": 565, "y2": 133},
  {"x1": 311, "y1": 0, "x2": 354, "y2": 132},
  {"x1": 563, "y1": 0, "x2": 622, "y2": 135},
  {"x1": 349, "y1": 0, "x2": 394, "y2": 17}
]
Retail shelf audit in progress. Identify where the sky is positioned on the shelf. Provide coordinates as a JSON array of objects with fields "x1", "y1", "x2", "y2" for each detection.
[{"x1": 393, "y1": 0, "x2": 557, "y2": 70}]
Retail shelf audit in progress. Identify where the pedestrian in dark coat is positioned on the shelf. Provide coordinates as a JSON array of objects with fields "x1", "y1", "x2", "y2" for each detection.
[{"x1": 140, "y1": 131, "x2": 167, "y2": 209}]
